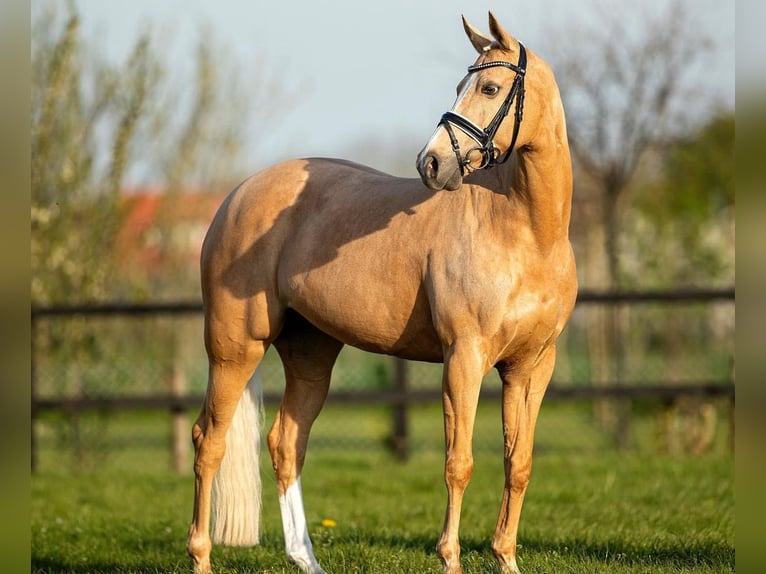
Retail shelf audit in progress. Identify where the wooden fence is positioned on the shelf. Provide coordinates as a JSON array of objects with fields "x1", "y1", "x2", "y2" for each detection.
[{"x1": 31, "y1": 288, "x2": 735, "y2": 470}]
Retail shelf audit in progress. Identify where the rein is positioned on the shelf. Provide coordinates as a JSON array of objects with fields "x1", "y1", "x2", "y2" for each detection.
[{"x1": 439, "y1": 43, "x2": 527, "y2": 175}]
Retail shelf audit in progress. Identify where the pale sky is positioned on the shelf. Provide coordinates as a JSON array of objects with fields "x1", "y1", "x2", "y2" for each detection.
[{"x1": 33, "y1": 0, "x2": 735, "y2": 181}]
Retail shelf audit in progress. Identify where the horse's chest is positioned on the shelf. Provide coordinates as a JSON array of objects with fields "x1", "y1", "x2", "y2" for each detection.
[{"x1": 428, "y1": 245, "x2": 565, "y2": 359}]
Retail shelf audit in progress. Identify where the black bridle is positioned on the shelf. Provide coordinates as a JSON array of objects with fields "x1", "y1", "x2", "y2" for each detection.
[{"x1": 439, "y1": 43, "x2": 527, "y2": 175}]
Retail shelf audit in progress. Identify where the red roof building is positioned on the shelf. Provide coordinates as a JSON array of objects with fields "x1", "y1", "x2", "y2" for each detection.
[{"x1": 115, "y1": 186, "x2": 229, "y2": 279}]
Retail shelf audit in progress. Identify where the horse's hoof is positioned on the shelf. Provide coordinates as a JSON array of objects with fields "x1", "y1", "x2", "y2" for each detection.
[
  {"x1": 187, "y1": 528, "x2": 212, "y2": 574},
  {"x1": 498, "y1": 556, "x2": 521, "y2": 574},
  {"x1": 288, "y1": 552, "x2": 327, "y2": 574}
]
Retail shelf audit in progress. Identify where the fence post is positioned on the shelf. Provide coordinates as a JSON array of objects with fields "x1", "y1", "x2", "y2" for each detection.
[
  {"x1": 171, "y1": 358, "x2": 189, "y2": 474},
  {"x1": 31, "y1": 314, "x2": 38, "y2": 473},
  {"x1": 391, "y1": 358, "x2": 410, "y2": 461},
  {"x1": 614, "y1": 303, "x2": 631, "y2": 449},
  {"x1": 729, "y1": 360, "x2": 735, "y2": 453}
]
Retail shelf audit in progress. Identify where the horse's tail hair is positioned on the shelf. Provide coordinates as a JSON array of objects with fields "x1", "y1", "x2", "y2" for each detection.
[{"x1": 211, "y1": 373, "x2": 264, "y2": 546}]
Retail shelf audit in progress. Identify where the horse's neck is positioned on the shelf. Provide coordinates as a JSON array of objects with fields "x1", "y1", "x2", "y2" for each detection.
[{"x1": 492, "y1": 125, "x2": 573, "y2": 251}]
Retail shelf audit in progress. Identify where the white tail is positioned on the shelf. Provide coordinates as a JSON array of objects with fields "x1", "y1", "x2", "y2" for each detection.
[{"x1": 211, "y1": 374, "x2": 264, "y2": 546}]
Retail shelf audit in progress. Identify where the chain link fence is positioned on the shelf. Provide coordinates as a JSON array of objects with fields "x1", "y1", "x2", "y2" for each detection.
[{"x1": 31, "y1": 290, "x2": 734, "y2": 474}]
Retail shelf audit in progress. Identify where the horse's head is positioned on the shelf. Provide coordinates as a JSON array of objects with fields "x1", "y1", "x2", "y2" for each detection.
[{"x1": 417, "y1": 12, "x2": 537, "y2": 191}]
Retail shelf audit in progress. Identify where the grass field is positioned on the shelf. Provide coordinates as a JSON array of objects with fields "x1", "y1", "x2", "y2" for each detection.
[{"x1": 31, "y1": 404, "x2": 734, "y2": 574}]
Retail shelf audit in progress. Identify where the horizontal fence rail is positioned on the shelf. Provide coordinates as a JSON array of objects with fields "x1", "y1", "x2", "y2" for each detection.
[
  {"x1": 31, "y1": 287, "x2": 735, "y2": 470},
  {"x1": 33, "y1": 383, "x2": 735, "y2": 415},
  {"x1": 29, "y1": 287, "x2": 736, "y2": 318}
]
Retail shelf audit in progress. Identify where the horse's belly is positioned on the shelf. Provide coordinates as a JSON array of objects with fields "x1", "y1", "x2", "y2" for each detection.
[{"x1": 280, "y1": 261, "x2": 443, "y2": 362}]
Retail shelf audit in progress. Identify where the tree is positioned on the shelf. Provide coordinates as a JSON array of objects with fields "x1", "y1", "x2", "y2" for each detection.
[
  {"x1": 626, "y1": 113, "x2": 735, "y2": 287},
  {"x1": 30, "y1": 8, "x2": 260, "y2": 304},
  {"x1": 553, "y1": 0, "x2": 714, "y2": 290},
  {"x1": 31, "y1": 10, "x2": 158, "y2": 304},
  {"x1": 550, "y1": 0, "x2": 722, "y2": 446}
]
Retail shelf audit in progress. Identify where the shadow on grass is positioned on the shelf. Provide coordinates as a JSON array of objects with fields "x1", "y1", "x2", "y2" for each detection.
[
  {"x1": 319, "y1": 529, "x2": 733, "y2": 568},
  {"x1": 320, "y1": 532, "x2": 734, "y2": 572},
  {"x1": 32, "y1": 533, "x2": 734, "y2": 573},
  {"x1": 32, "y1": 557, "x2": 190, "y2": 574},
  {"x1": 518, "y1": 535, "x2": 735, "y2": 570}
]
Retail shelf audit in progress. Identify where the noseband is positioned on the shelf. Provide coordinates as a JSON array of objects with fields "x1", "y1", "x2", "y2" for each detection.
[{"x1": 440, "y1": 43, "x2": 527, "y2": 175}]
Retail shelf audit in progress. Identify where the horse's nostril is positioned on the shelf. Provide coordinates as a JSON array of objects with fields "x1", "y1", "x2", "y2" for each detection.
[{"x1": 424, "y1": 155, "x2": 438, "y2": 180}]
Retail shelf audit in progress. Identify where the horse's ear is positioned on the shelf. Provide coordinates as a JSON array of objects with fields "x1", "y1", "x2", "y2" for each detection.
[
  {"x1": 488, "y1": 11, "x2": 516, "y2": 52},
  {"x1": 462, "y1": 15, "x2": 492, "y2": 54}
]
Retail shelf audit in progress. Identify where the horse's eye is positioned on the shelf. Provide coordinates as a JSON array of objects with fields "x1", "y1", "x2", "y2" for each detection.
[{"x1": 481, "y1": 84, "x2": 500, "y2": 97}]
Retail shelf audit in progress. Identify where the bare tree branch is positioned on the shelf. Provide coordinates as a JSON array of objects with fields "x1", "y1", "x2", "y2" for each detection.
[{"x1": 552, "y1": 0, "x2": 712, "y2": 284}]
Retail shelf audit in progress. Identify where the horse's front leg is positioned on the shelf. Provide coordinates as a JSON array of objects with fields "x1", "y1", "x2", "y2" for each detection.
[
  {"x1": 491, "y1": 345, "x2": 556, "y2": 574},
  {"x1": 436, "y1": 339, "x2": 486, "y2": 574}
]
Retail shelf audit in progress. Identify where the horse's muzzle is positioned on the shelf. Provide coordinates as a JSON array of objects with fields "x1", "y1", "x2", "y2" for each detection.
[{"x1": 416, "y1": 151, "x2": 462, "y2": 191}]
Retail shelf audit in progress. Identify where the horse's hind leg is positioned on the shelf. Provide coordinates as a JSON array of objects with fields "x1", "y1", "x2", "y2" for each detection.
[
  {"x1": 187, "y1": 337, "x2": 267, "y2": 574},
  {"x1": 267, "y1": 311, "x2": 343, "y2": 574}
]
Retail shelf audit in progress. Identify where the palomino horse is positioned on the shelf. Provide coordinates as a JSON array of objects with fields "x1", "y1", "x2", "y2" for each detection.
[{"x1": 187, "y1": 12, "x2": 576, "y2": 574}]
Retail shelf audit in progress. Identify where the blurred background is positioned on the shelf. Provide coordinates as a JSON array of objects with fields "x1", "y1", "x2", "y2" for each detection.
[{"x1": 31, "y1": 0, "x2": 734, "y2": 473}]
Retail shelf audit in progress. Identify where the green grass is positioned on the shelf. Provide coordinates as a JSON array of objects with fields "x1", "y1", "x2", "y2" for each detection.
[{"x1": 32, "y1": 408, "x2": 734, "y2": 574}]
